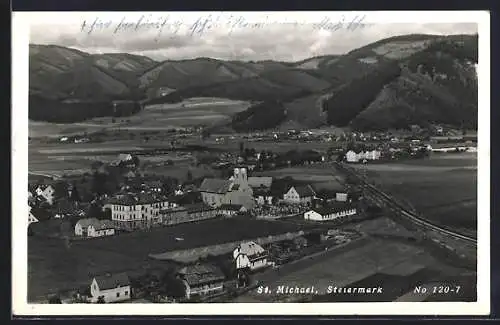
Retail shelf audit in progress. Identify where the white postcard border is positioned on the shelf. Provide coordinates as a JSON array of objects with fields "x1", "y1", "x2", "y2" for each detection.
[{"x1": 12, "y1": 10, "x2": 491, "y2": 316}]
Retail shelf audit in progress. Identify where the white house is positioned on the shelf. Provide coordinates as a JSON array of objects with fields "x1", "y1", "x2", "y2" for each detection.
[
  {"x1": 218, "y1": 204, "x2": 247, "y2": 217},
  {"x1": 335, "y1": 193, "x2": 349, "y2": 202},
  {"x1": 283, "y1": 185, "x2": 316, "y2": 205},
  {"x1": 28, "y1": 205, "x2": 38, "y2": 225},
  {"x1": 178, "y1": 264, "x2": 225, "y2": 299},
  {"x1": 90, "y1": 273, "x2": 131, "y2": 303},
  {"x1": 35, "y1": 185, "x2": 55, "y2": 205},
  {"x1": 75, "y1": 218, "x2": 115, "y2": 237},
  {"x1": 233, "y1": 241, "x2": 269, "y2": 271},
  {"x1": 345, "y1": 150, "x2": 381, "y2": 163},
  {"x1": 304, "y1": 203, "x2": 357, "y2": 222},
  {"x1": 88, "y1": 220, "x2": 115, "y2": 237},
  {"x1": 108, "y1": 193, "x2": 176, "y2": 231}
]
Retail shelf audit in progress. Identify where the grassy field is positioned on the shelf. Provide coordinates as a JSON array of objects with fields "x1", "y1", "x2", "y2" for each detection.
[
  {"x1": 233, "y1": 235, "x2": 474, "y2": 302},
  {"x1": 352, "y1": 152, "x2": 477, "y2": 236},
  {"x1": 28, "y1": 218, "x2": 312, "y2": 300},
  {"x1": 29, "y1": 98, "x2": 251, "y2": 139},
  {"x1": 253, "y1": 165, "x2": 345, "y2": 190}
]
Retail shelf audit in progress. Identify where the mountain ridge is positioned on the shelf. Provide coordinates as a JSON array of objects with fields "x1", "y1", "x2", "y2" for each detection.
[{"x1": 28, "y1": 33, "x2": 478, "y2": 131}]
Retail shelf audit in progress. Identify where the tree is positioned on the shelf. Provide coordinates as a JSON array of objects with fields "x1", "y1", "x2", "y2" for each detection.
[
  {"x1": 97, "y1": 296, "x2": 105, "y2": 303},
  {"x1": 91, "y1": 172, "x2": 107, "y2": 196},
  {"x1": 53, "y1": 181, "x2": 69, "y2": 201},
  {"x1": 70, "y1": 184, "x2": 81, "y2": 202},
  {"x1": 103, "y1": 208, "x2": 112, "y2": 220},
  {"x1": 186, "y1": 170, "x2": 193, "y2": 182},
  {"x1": 88, "y1": 203, "x2": 104, "y2": 219},
  {"x1": 159, "y1": 270, "x2": 186, "y2": 300},
  {"x1": 132, "y1": 155, "x2": 140, "y2": 168}
]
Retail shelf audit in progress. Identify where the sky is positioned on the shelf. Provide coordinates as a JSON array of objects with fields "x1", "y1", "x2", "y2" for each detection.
[{"x1": 27, "y1": 12, "x2": 479, "y2": 62}]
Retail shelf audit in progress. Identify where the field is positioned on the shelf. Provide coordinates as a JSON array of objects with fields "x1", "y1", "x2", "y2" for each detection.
[
  {"x1": 253, "y1": 165, "x2": 345, "y2": 190},
  {"x1": 233, "y1": 235, "x2": 475, "y2": 302},
  {"x1": 28, "y1": 218, "x2": 311, "y2": 300},
  {"x1": 351, "y1": 152, "x2": 477, "y2": 237},
  {"x1": 29, "y1": 98, "x2": 251, "y2": 139}
]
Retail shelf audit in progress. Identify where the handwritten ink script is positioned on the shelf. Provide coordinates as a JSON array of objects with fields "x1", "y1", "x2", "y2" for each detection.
[{"x1": 80, "y1": 14, "x2": 367, "y2": 41}]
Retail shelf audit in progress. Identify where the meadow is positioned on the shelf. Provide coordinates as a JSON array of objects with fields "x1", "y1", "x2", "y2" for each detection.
[
  {"x1": 351, "y1": 152, "x2": 477, "y2": 237},
  {"x1": 233, "y1": 235, "x2": 472, "y2": 302},
  {"x1": 29, "y1": 98, "x2": 251, "y2": 139},
  {"x1": 28, "y1": 218, "x2": 311, "y2": 300}
]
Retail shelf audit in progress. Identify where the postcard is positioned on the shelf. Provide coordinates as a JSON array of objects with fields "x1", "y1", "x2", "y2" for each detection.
[{"x1": 12, "y1": 10, "x2": 490, "y2": 316}]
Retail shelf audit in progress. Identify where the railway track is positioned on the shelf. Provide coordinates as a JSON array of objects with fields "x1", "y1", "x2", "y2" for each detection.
[{"x1": 336, "y1": 163, "x2": 477, "y2": 246}]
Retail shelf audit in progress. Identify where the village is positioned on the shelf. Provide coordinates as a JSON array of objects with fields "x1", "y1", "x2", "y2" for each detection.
[{"x1": 27, "y1": 124, "x2": 477, "y2": 304}]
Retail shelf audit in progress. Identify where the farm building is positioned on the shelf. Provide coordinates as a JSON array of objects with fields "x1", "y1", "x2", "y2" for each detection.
[
  {"x1": 233, "y1": 241, "x2": 269, "y2": 271},
  {"x1": 248, "y1": 176, "x2": 274, "y2": 205},
  {"x1": 199, "y1": 168, "x2": 255, "y2": 210},
  {"x1": 178, "y1": 263, "x2": 225, "y2": 299},
  {"x1": 111, "y1": 153, "x2": 137, "y2": 167},
  {"x1": 35, "y1": 184, "x2": 55, "y2": 205},
  {"x1": 304, "y1": 203, "x2": 357, "y2": 222},
  {"x1": 254, "y1": 189, "x2": 274, "y2": 206},
  {"x1": 345, "y1": 150, "x2": 381, "y2": 163},
  {"x1": 218, "y1": 204, "x2": 247, "y2": 217},
  {"x1": 75, "y1": 218, "x2": 115, "y2": 237},
  {"x1": 90, "y1": 272, "x2": 131, "y2": 303},
  {"x1": 283, "y1": 185, "x2": 316, "y2": 205},
  {"x1": 28, "y1": 205, "x2": 38, "y2": 225},
  {"x1": 107, "y1": 193, "x2": 177, "y2": 231},
  {"x1": 160, "y1": 203, "x2": 219, "y2": 226}
]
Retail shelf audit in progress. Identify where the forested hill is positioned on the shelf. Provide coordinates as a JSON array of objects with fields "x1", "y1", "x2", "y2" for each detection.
[{"x1": 29, "y1": 33, "x2": 478, "y2": 131}]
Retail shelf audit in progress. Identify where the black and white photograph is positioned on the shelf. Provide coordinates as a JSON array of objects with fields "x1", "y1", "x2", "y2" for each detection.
[{"x1": 12, "y1": 11, "x2": 490, "y2": 316}]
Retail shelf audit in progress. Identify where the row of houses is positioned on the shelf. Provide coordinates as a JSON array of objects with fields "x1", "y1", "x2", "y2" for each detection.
[
  {"x1": 345, "y1": 150, "x2": 382, "y2": 163},
  {"x1": 80, "y1": 239, "x2": 269, "y2": 303}
]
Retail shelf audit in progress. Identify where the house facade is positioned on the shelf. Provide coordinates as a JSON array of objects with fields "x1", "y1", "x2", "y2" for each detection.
[
  {"x1": 28, "y1": 205, "x2": 38, "y2": 225},
  {"x1": 219, "y1": 204, "x2": 247, "y2": 217},
  {"x1": 108, "y1": 193, "x2": 177, "y2": 231},
  {"x1": 199, "y1": 168, "x2": 255, "y2": 210},
  {"x1": 283, "y1": 185, "x2": 316, "y2": 205},
  {"x1": 36, "y1": 185, "x2": 55, "y2": 205},
  {"x1": 304, "y1": 204, "x2": 357, "y2": 222},
  {"x1": 160, "y1": 204, "x2": 219, "y2": 226},
  {"x1": 178, "y1": 264, "x2": 225, "y2": 299},
  {"x1": 75, "y1": 218, "x2": 115, "y2": 237},
  {"x1": 90, "y1": 273, "x2": 131, "y2": 303},
  {"x1": 88, "y1": 221, "x2": 115, "y2": 237},
  {"x1": 233, "y1": 241, "x2": 269, "y2": 271},
  {"x1": 248, "y1": 177, "x2": 274, "y2": 206},
  {"x1": 345, "y1": 150, "x2": 381, "y2": 163}
]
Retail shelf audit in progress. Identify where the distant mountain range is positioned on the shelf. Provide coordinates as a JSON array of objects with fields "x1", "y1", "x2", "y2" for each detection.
[{"x1": 29, "y1": 33, "x2": 478, "y2": 131}]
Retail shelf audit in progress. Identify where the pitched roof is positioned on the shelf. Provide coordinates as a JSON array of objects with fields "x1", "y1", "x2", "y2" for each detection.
[
  {"x1": 76, "y1": 218, "x2": 101, "y2": 229},
  {"x1": 94, "y1": 272, "x2": 130, "y2": 290},
  {"x1": 184, "y1": 203, "x2": 216, "y2": 213},
  {"x1": 107, "y1": 193, "x2": 170, "y2": 206},
  {"x1": 219, "y1": 204, "x2": 244, "y2": 211},
  {"x1": 235, "y1": 241, "x2": 266, "y2": 258},
  {"x1": 291, "y1": 185, "x2": 316, "y2": 197},
  {"x1": 93, "y1": 220, "x2": 115, "y2": 231},
  {"x1": 248, "y1": 177, "x2": 273, "y2": 189},
  {"x1": 178, "y1": 263, "x2": 225, "y2": 286},
  {"x1": 310, "y1": 202, "x2": 355, "y2": 215},
  {"x1": 199, "y1": 178, "x2": 233, "y2": 194}
]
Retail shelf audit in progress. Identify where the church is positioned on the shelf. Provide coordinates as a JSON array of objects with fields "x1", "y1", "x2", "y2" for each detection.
[{"x1": 199, "y1": 168, "x2": 255, "y2": 210}]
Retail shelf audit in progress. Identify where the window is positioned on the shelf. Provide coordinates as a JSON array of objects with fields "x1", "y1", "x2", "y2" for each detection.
[
  {"x1": 116, "y1": 292, "x2": 120, "y2": 297},
  {"x1": 125, "y1": 291, "x2": 129, "y2": 296}
]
